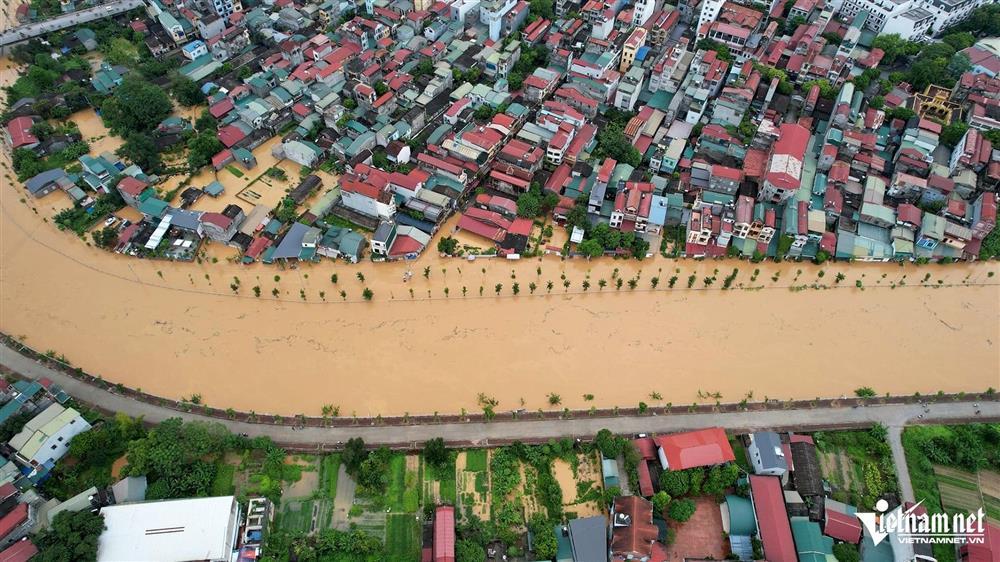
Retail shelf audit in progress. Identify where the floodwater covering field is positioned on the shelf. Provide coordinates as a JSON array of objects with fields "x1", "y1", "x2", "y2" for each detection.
[{"x1": 0, "y1": 54, "x2": 998, "y2": 417}]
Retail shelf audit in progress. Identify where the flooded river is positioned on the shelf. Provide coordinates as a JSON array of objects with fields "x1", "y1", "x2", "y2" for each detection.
[
  {"x1": 0, "y1": 60, "x2": 997, "y2": 416},
  {"x1": 2, "y1": 167, "x2": 998, "y2": 416}
]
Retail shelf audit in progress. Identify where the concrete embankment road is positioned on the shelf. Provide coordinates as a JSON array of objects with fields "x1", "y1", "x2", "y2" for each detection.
[{"x1": 0, "y1": 0, "x2": 143, "y2": 47}]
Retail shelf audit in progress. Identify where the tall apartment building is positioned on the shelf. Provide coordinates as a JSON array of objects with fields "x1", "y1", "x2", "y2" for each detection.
[
  {"x1": 632, "y1": 0, "x2": 655, "y2": 25},
  {"x1": 834, "y1": 0, "x2": 988, "y2": 40},
  {"x1": 480, "y1": 0, "x2": 518, "y2": 41}
]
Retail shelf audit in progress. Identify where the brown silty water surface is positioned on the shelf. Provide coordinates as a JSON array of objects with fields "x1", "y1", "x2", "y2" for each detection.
[{"x1": 1, "y1": 62, "x2": 998, "y2": 417}]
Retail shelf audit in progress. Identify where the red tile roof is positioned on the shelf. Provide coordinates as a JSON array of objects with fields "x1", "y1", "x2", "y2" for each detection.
[
  {"x1": 960, "y1": 522, "x2": 1000, "y2": 562},
  {"x1": 824, "y1": 508, "x2": 861, "y2": 543},
  {"x1": 637, "y1": 461, "x2": 654, "y2": 497},
  {"x1": 433, "y1": 506, "x2": 456, "y2": 562},
  {"x1": 244, "y1": 237, "x2": 271, "y2": 259},
  {"x1": 217, "y1": 124, "x2": 248, "y2": 148},
  {"x1": 209, "y1": 97, "x2": 235, "y2": 118},
  {"x1": 633, "y1": 437, "x2": 656, "y2": 460},
  {"x1": 388, "y1": 234, "x2": 425, "y2": 257},
  {"x1": 611, "y1": 496, "x2": 658, "y2": 559},
  {"x1": 7, "y1": 117, "x2": 38, "y2": 149},
  {"x1": 117, "y1": 224, "x2": 139, "y2": 246},
  {"x1": 489, "y1": 169, "x2": 530, "y2": 190},
  {"x1": 458, "y1": 214, "x2": 506, "y2": 242},
  {"x1": 0, "y1": 504, "x2": 28, "y2": 539},
  {"x1": 508, "y1": 218, "x2": 533, "y2": 237},
  {"x1": 654, "y1": 428, "x2": 735, "y2": 470},
  {"x1": 0, "y1": 540, "x2": 38, "y2": 562},
  {"x1": 117, "y1": 176, "x2": 149, "y2": 197},
  {"x1": 201, "y1": 212, "x2": 232, "y2": 230},
  {"x1": 766, "y1": 123, "x2": 809, "y2": 191},
  {"x1": 750, "y1": 475, "x2": 796, "y2": 562},
  {"x1": 712, "y1": 165, "x2": 742, "y2": 181},
  {"x1": 212, "y1": 149, "x2": 234, "y2": 168}
]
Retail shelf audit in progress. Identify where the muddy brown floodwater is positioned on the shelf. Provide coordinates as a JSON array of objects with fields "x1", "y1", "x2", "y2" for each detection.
[{"x1": 0, "y1": 67, "x2": 998, "y2": 416}]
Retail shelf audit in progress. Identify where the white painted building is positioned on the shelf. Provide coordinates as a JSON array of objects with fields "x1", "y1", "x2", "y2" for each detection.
[
  {"x1": 8, "y1": 404, "x2": 91, "y2": 468},
  {"x1": 633, "y1": 0, "x2": 655, "y2": 26},
  {"x1": 480, "y1": 0, "x2": 517, "y2": 41},
  {"x1": 835, "y1": 0, "x2": 988, "y2": 39},
  {"x1": 98, "y1": 496, "x2": 240, "y2": 562}
]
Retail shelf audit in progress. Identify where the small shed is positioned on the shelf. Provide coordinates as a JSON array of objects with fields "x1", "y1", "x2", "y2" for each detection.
[
  {"x1": 601, "y1": 458, "x2": 619, "y2": 489},
  {"x1": 204, "y1": 181, "x2": 224, "y2": 197}
]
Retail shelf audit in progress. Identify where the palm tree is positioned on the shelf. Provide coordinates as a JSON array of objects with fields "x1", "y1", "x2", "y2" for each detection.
[
  {"x1": 598, "y1": 279, "x2": 607, "y2": 290},
  {"x1": 495, "y1": 283, "x2": 503, "y2": 295},
  {"x1": 356, "y1": 272, "x2": 365, "y2": 282},
  {"x1": 529, "y1": 282, "x2": 537, "y2": 294},
  {"x1": 563, "y1": 279, "x2": 570, "y2": 291},
  {"x1": 546, "y1": 280, "x2": 554, "y2": 293},
  {"x1": 547, "y1": 393, "x2": 562, "y2": 406},
  {"x1": 582, "y1": 280, "x2": 590, "y2": 291}
]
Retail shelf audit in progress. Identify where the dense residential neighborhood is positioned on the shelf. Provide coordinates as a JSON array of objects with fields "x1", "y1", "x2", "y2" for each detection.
[
  {"x1": 1, "y1": 0, "x2": 999, "y2": 558},
  {"x1": 3, "y1": 0, "x2": 999, "y2": 268}
]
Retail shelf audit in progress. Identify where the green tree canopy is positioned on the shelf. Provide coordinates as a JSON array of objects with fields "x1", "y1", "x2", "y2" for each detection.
[
  {"x1": 578, "y1": 239, "x2": 604, "y2": 258},
  {"x1": 456, "y1": 539, "x2": 486, "y2": 562},
  {"x1": 123, "y1": 418, "x2": 230, "y2": 499},
  {"x1": 342, "y1": 437, "x2": 366, "y2": 474},
  {"x1": 172, "y1": 76, "x2": 205, "y2": 106},
  {"x1": 660, "y1": 470, "x2": 690, "y2": 497},
  {"x1": 939, "y1": 122, "x2": 969, "y2": 148},
  {"x1": 100, "y1": 76, "x2": 173, "y2": 135},
  {"x1": 117, "y1": 132, "x2": 161, "y2": 173},
  {"x1": 423, "y1": 437, "x2": 449, "y2": 468},
  {"x1": 871, "y1": 34, "x2": 921, "y2": 65},
  {"x1": 187, "y1": 131, "x2": 223, "y2": 172},
  {"x1": 833, "y1": 543, "x2": 861, "y2": 562},
  {"x1": 667, "y1": 498, "x2": 697, "y2": 522},
  {"x1": 594, "y1": 429, "x2": 626, "y2": 459},
  {"x1": 651, "y1": 490, "x2": 671, "y2": 515},
  {"x1": 36, "y1": 510, "x2": 105, "y2": 562}
]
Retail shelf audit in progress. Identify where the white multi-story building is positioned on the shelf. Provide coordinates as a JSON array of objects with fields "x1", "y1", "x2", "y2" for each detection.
[
  {"x1": 8, "y1": 404, "x2": 91, "y2": 468},
  {"x1": 614, "y1": 66, "x2": 644, "y2": 111},
  {"x1": 834, "y1": 0, "x2": 988, "y2": 40},
  {"x1": 697, "y1": 0, "x2": 725, "y2": 33},
  {"x1": 633, "y1": 0, "x2": 655, "y2": 25},
  {"x1": 480, "y1": 0, "x2": 518, "y2": 41}
]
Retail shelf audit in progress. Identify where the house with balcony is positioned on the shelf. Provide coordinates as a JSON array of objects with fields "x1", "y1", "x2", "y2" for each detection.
[{"x1": 609, "y1": 181, "x2": 655, "y2": 234}]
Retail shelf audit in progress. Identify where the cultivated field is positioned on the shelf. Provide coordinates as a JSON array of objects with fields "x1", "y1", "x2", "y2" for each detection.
[{"x1": 934, "y1": 465, "x2": 1000, "y2": 523}]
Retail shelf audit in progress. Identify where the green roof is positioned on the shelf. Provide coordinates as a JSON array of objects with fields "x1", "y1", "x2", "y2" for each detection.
[
  {"x1": 647, "y1": 90, "x2": 674, "y2": 111},
  {"x1": 138, "y1": 197, "x2": 169, "y2": 217},
  {"x1": 791, "y1": 517, "x2": 834, "y2": 562},
  {"x1": 725, "y1": 495, "x2": 757, "y2": 536}
]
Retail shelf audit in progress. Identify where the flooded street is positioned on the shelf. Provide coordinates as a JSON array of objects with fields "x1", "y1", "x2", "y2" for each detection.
[{"x1": 0, "y1": 58, "x2": 997, "y2": 417}]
